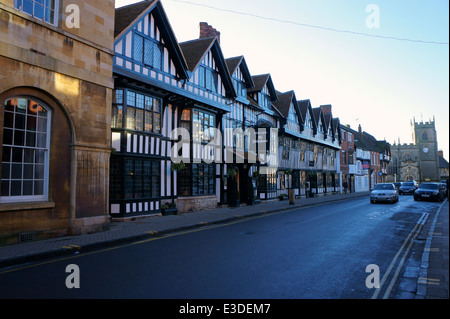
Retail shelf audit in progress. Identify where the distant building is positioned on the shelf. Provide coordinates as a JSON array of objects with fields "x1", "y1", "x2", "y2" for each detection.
[
  {"x1": 387, "y1": 118, "x2": 441, "y2": 183},
  {"x1": 339, "y1": 124, "x2": 390, "y2": 192},
  {"x1": 438, "y1": 150, "x2": 449, "y2": 181}
]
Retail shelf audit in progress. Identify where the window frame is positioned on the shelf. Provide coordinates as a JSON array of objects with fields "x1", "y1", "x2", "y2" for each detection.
[
  {"x1": 192, "y1": 109, "x2": 215, "y2": 144},
  {"x1": 178, "y1": 162, "x2": 215, "y2": 197},
  {"x1": 113, "y1": 89, "x2": 162, "y2": 135},
  {"x1": 15, "y1": 0, "x2": 59, "y2": 26},
  {"x1": 1, "y1": 96, "x2": 51, "y2": 203},
  {"x1": 133, "y1": 32, "x2": 163, "y2": 71},
  {"x1": 198, "y1": 65, "x2": 219, "y2": 94},
  {"x1": 122, "y1": 158, "x2": 160, "y2": 200}
]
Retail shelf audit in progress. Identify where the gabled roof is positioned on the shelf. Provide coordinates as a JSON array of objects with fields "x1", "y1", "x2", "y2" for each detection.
[
  {"x1": 179, "y1": 37, "x2": 215, "y2": 71},
  {"x1": 332, "y1": 118, "x2": 341, "y2": 141},
  {"x1": 320, "y1": 105, "x2": 333, "y2": 132},
  {"x1": 273, "y1": 91, "x2": 291, "y2": 118},
  {"x1": 225, "y1": 56, "x2": 254, "y2": 89},
  {"x1": 298, "y1": 99, "x2": 317, "y2": 132},
  {"x1": 342, "y1": 125, "x2": 383, "y2": 152},
  {"x1": 247, "y1": 74, "x2": 278, "y2": 101},
  {"x1": 115, "y1": 0, "x2": 155, "y2": 38},
  {"x1": 312, "y1": 107, "x2": 324, "y2": 127},
  {"x1": 274, "y1": 91, "x2": 302, "y2": 120},
  {"x1": 114, "y1": 0, "x2": 188, "y2": 79},
  {"x1": 438, "y1": 155, "x2": 449, "y2": 169},
  {"x1": 179, "y1": 37, "x2": 236, "y2": 98},
  {"x1": 362, "y1": 131, "x2": 382, "y2": 152},
  {"x1": 377, "y1": 140, "x2": 391, "y2": 155}
]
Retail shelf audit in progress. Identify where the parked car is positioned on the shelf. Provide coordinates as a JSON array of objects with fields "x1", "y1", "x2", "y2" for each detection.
[
  {"x1": 440, "y1": 180, "x2": 448, "y2": 191},
  {"x1": 399, "y1": 181, "x2": 418, "y2": 195},
  {"x1": 393, "y1": 182, "x2": 402, "y2": 189},
  {"x1": 370, "y1": 183, "x2": 399, "y2": 204},
  {"x1": 439, "y1": 182, "x2": 448, "y2": 198},
  {"x1": 414, "y1": 183, "x2": 445, "y2": 202}
]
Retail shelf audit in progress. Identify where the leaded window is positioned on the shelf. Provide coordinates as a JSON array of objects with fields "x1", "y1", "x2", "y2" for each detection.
[
  {"x1": 193, "y1": 110, "x2": 215, "y2": 143},
  {"x1": 123, "y1": 159, "x2": 160, "y2": 200},
  {"x1": 178, "y1": 163, "x2": 215, "y2": 196},
  {"x1": 133, "y1": 33, "x2": 163, "y2": 70},
  {"x1": 115, "y1": 90, "x2": 161, "y2": 134},
  {"x1": 198, "y1": 66, "x2": 219, "y2": 93}
]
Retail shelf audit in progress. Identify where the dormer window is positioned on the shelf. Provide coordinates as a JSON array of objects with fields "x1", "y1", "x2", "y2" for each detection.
[
  {"x1": 318, "y1": 123, "x2": 323, "y2": 133},
  {"x1": 288, "y1": 106, "x2": 298, "y2": 124},
  {"x1": 15, "y1": 0, "x2": 58, "y2": 26},
  {"x1": 198, "y1": 65, "x2": 219, "y2": 93},
  {"x1": 133, "y1": 33, "x2": 163, "y2": 70},
  {"x1": 233, "y1": 79, "x2": 245, "y2": 97}
]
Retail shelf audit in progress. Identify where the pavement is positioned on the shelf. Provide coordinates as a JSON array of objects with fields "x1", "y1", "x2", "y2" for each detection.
[
  {"x1": 402, "y1": 197, "x2": 449, "y2": 299},
  {"x1": 0, "y1": 191, "x2": 448, "y2": 299}
]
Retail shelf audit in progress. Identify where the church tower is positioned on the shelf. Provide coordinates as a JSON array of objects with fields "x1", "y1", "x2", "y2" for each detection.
[{"x1": 412, "y1": 117, "x2": 440, "y2": 181}]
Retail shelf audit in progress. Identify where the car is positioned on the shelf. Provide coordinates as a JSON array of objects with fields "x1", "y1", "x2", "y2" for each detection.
[
  {"x1": 440, "y1": 180, "x2": 448, "y2": 191},
  {"x1": 393, "y1": 182, "x2": 402, "y2": 189},
  {"x1": 399, "y1": 181, "x2": 417, "y2": 195},
  {"x1": 439, "y1": 182, "x2": 448, "y2": 198},
  {"x1": 414, "y1": 183, "x2": 445, "y2": 202},
  {"x1": 370, "y1": 183, "x2": 399, "y2": 203}
]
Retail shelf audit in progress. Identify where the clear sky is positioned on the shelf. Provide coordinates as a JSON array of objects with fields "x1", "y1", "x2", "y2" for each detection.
[{"x1": 115, "y1": 0, "x2": 449, "y2": 161}]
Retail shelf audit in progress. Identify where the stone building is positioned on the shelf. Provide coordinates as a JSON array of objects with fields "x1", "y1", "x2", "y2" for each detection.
[
  {"x1": 438, "y1": 150, "x2": 449, "y2": 181},
  {"x1": 0, "y1": 0, "x2": 115, "y2": 245},
  {"x1": 387, "y1": 118, "x2": 441, "y2": 183}
]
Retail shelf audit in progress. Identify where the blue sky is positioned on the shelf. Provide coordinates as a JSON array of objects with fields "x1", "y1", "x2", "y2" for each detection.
[{"x1": 115, "y1": 0, "x2": 449, "y2": 161}]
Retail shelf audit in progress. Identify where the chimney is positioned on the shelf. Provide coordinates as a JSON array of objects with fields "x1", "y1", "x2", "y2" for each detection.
[
  {"x1": 320, "y1": 105, "x2": 332, "y2": 115},
  {"x1": 358, "y1": 124, "x2": 362, "y2": 134},
  {"x1": 438, "y1": 150, "x2": 444, "y2": 157},
  {"x1": 199, "y1": 22, "x2": 220, "y2": 43}
]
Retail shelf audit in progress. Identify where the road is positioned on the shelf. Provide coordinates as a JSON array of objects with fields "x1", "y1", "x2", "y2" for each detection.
[{"x1": 0, "y1": 195, "x2": 443, "y2": 299}]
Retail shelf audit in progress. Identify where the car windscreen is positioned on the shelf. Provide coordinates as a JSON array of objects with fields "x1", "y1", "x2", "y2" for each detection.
[
  {"x1": 418, "y1": 184, "x2": 438, "y2": 190},
  {"x1": 402, "y1": 182, "x2": 414, "y2": 186},
  {"x1": 374, "y1": 184, "x2": 394, "y2": 190}
]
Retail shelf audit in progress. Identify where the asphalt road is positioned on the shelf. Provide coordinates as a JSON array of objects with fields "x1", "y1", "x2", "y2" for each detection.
[{"x1": 0, "y1": 195, "x2": 443, "y2": 299}]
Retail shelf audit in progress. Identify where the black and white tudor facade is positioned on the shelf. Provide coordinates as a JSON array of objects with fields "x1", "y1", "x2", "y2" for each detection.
[{"x1": 110, "y1": 0, "x2": 342, "y2": 218}]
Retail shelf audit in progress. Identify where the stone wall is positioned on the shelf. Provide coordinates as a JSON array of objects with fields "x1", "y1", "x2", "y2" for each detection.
[{"x1": 175, "y1": 196, "x2": 217, "y2": 214}]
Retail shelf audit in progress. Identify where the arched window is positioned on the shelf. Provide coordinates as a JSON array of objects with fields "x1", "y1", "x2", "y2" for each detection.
[
  {"x1": 421, "y1": 132, "x2": 428, "y2": 141},
  {"x1": 402, "y1": 152, "x2": 412, "y2": 162},
  {"x1": 1, "y1": 97, "x2": 51, "y2": 202}
]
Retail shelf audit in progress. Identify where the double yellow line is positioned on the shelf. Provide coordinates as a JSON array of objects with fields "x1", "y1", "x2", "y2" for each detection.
[
  {"x1": 418, "y1": 277, "x2": 440, "y2": 286},
  {"x1": 371, "y1": 213, "x2": 428, "y2": 299}
]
